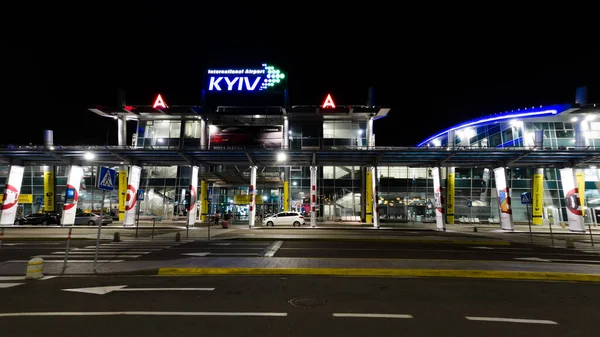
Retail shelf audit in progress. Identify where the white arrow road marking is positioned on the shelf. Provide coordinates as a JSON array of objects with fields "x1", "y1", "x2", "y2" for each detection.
[
  {"x1": 466, "y1": 316, "x2": 557, "y2": 324},
  {"x1": 0, "y1": 311, "x2": 287, "y2": 317},
  {"x1": 62, "y1": 285, "x2": 215, "y2": 295},
  {"x1": 181, "y1": 252, "x2": 210, "y2": 257},
  {"x1": 0, "y1": 283, "x2": 24, "y2": 289}
]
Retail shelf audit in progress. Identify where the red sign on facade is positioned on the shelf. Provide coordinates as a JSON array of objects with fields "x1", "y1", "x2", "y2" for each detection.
[
  {"x1": 153, "y1": 94, "x2": 168, "y2": 109},
  {"x1": 322, "y1": 94, "x2": 336, "y2": 108}
]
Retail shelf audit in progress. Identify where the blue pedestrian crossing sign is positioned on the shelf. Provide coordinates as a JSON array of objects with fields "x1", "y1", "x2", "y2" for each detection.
[
  {"x1": 467, "y1": 200, "x2": 472, "y2": 207},
  {"x1": 520, "y1": 192, "x2": 531, "y2": 204},
  {"x1": 137, "y1": 189, "x2": 145, "y2": 201},
  {"x1": 97, "y1": 167, "x2": 116, "y2": 191}
]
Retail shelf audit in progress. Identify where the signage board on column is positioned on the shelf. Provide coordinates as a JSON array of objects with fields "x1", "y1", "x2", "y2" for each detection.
[
  {"x1": 118, "y1": 170, "x2": 128, "y2": 221},
  {"x1": 188, "y1": 166, "x2": 199, "y2": 226},
  {"x1": 532, "y1": 168, "x2": 544, "y2": 225},
  {"x1": 283, "y1": 181, "x2": 290, "y2": 211},
  {"x1": 559, "y1": 168, "x2": 585, "y2": 232},
  {"x1": 493, "y1": 167, "x2": 514, "y2": 231},
  {"x1": 431, "y1": 167, "x2": 444, "y2": 230},
  {"x1": 576, "y1": 170, "x2": 585, "y2": 216},
  {"x1": 0, "y1": 165, "x2": 24, "y2": 225},
  {"x1": 365, "y1": 169, "x2": 373, "y2": 223},
  {"x1": 61, "y1": 165, "x2": 84, "y2": 226},
  {"x1": 445, "y1": 167, "x2": 455, "y2": 224},
  {"x1": 123, "y1": 166, "x2": 142, "y2": 226},
  {"x1": 43, "y1": 171, "x2": 55, "y2": 212},
  {"x1": 200, "y1": 180, "x2": 208, "y2": 221}
]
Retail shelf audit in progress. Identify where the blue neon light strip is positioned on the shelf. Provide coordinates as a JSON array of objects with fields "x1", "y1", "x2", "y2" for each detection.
[{"x1": 416, "y1": 104, "x2": 572, "y2": 147}]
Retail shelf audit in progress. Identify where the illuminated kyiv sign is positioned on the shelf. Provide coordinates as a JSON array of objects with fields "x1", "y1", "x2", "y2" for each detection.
[
  {"x1": 322, "y1": 94, "x2": 336, "y2": 108},
  {"x1": 207, "y1": 63, "x2": 285, "y2": 91},
  {"x1": 152, "y1": 94, "x2": 168, "y2": 109}
]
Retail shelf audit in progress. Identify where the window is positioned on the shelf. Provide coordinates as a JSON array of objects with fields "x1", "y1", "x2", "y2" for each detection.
[{"x1": 184, "y1": 121, "x2": 201, "y2": 138}]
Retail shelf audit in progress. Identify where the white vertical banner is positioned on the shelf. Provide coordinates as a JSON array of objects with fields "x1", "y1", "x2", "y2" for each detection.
[
  {"x1": 61, "y1": 165, "x2": 84, "y2": 226},
  {"x1": 188, "y1": 166, "x2": 199, "y2": 226},
  {"x1": 0, "y1": 165, "x2": 25, "y2": 225},
  {"x1": 431, "y1": 167, "x2": 444, "y2": 230},
  {"x1": 310, "y1": 166, "x2": 317, "y2": 227},
  {"x1": 559, "y1": 168, "x2": 585, "y2": 232},
  {"x1": 493, "y1": 167, "x2": 514, "y2": 231},
  {"x1": 123, "y1": 165, "x2": 142, "y2": 226}
]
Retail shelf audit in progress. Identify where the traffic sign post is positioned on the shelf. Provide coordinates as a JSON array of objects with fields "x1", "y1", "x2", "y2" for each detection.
[
  {"x1": 467, "y1": 200, "x2": 473, "y2": 226},
  {"x1": 521, "y1": 192, "x2": 533, "y2": 243},
  {"x1": 94, "y1": 167, "x2": 116, "y2": 270},
  {"x1": 135, "y1": 189, "x2": 145, "y2": 239}
]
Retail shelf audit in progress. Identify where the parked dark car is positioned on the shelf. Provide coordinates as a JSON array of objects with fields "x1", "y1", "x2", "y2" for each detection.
[{"x1": 14, "y1": 213, "x2": 61, "y2": 226}]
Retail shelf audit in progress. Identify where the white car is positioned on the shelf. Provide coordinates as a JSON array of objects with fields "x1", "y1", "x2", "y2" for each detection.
[{"x1": 263, "y1": 212, "x2": 305, "y2": 227}]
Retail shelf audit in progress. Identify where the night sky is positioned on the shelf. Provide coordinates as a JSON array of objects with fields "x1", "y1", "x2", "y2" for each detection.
[{"x1": 5, "y1": 6, "x2": 598, "y2": 148}]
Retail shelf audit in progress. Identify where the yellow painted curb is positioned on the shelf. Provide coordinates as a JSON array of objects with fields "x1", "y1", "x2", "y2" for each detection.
[{"x1": 157, "y1": 267, "x2": 600, "y2": 283}]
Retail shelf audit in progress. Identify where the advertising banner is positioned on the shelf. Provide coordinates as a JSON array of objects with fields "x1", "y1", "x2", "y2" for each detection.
[
  {"x1": 61, "y1": 165, "x2": 84, "y2": 226},
  {"x1": 431, "y1": 167, "x2": 445, "y2": 230},
  {"x1": 43, "y1": 171, "x2": 55, "y2": 212},
  {"x1": 0, "y1": 165, "x2": 24, "y2": 225},
  {"x1": 209, "y1": 125, "x2": 282, "y2": 149},
  {"x1": 200, "y1": 180, "x2": 208, "y2": 221},
  {"x1": 18, "y1": 194, "x2": 32, "y2": 204},
  {"x1": 118, "y1": 170, "x2": 128, "y2": 221},
  {"x1": 576, "y1": 169, "x2": 586, "y2": 216},
  {"x1": 188, "y1": 166, "x2": 199, "y2": 226},
  {"x1": 532, "y1": 168, "x2": 544, "y2": 225},
  {"x1": 233, "y1": 195, "x2": 263, "y2": 205},
  {"x1": 283, "y1": 181, "x2": 290, "y2": 212},
  {"x1": 445, "y1": 167, "x2": 455, "y2": 224},
  {"x1": 559, "y1": 168, "x2": 585, "y2": 232},
  {"x1": 123, "y1": 165, "x2": 141, "y2": 226},
  {"x1": 493, "y1": 167, "x2": 514, "y2": 231},
  {"x1": 365, "y1": 170, "x2": 373, "y2": 223}
]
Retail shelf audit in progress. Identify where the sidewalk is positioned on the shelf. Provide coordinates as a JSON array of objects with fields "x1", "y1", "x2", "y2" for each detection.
[{"x1": 1, "y1": 256, "x2": 600, "y2": 283}]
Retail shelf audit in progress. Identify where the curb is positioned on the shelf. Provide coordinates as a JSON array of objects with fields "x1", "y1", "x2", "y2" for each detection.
[
  {"x1": 226, "y1": 237, "x2": 510, "y2": 246},
  {"x1": 157, "y1": 267, "x2": 600, "y2": 283}
]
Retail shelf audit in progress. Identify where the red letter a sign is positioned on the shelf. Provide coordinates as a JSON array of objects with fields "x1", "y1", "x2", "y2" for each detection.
[
  {"x1": 153, "y1": 94, "x2": 168, "y2": 109},
  {"x1": 322, "y1": 94, "x2": 336, "y2": 108}
]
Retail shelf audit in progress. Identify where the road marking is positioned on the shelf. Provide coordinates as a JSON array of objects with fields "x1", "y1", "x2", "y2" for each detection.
[
  {"x1": 515, "y1": 257, "x2": 600, "y2": 263},
  {"x1": 35, "y1": 255, "x2": 141, "y2": 259},
  {"x1": 182, "y1": 253, "x2": 210, "y2": 257},
  {"x1": 0, "y1": 276, "x2": 57, "y2": 281},
  {"x1": 0, "y1": 283, "x2": 24, "y2": 289},
  {"x1": 206, "y1": 253, "x2": 258, "y2": 256},
  {"x1": 79, "y1": 247, "x2": 161, "y2": 251},
  {"x1": 333, "y1": 313, "x2": 413, "y2": 319},
  {"x1": 52, "y1": 251, "x2": 149, "y2": 255},
  {"x1": 7, "y1": 260, "x2": 124, "y2": 263},
  {"x1": 210, "y1": 243, "x2": 232, "y2": 246},
  {"x1": 465, "y1": 316, "x2": 557, "y2": 324},
  {"x1": 62, "y1": 285, "x2": 215, "y2": 295},
  {"x1": 262, "y1": 241, "x2": 284, "y2": 257},
  {"x1": 0, "y1": 311, "x2": 287, "y2": 317},
  {"x1": 2, "y1": 242, "x2": 61, "y2": 246}
]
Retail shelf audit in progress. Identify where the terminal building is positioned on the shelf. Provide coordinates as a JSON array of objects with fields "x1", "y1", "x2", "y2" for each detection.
[{"x1": 0, "y1": 63, "x2": 599, "y2": 231}]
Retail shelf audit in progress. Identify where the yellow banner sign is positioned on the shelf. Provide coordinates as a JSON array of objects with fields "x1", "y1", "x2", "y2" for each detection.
[
  {"x1": 576, "y1": 171, "x2": 585, "y2": 216},
  {"x1": 233, "y1": 195, "x2": 263, "y2": 205},
  {"x1": 446, "y1": 172, "x2": 455, "y2": 224},
  {"x1": 118, "y1": 170, "x2": 128, "y2": 221},
  {"x1": 18, "y1": 194, "x2": 33, "y2": 204},
  {"x1": 532, "y1": 171, "x2": 544, "y2": 225},
  {"x1": 44, "y1": 171, "x2": 55, "y2": 211}
]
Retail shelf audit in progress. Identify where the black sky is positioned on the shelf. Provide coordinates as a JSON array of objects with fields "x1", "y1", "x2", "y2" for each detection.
[{"x1": 5, "y1": 5, "x2": 599, "y2": 147}]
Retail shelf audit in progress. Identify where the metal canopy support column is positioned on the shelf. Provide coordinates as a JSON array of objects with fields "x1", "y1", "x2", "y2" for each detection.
[
  {"x1": 200, "y1": 119, "x2": 207, "y2": 150},
  {"x1": 249, "y1": 166, "x2": 257, "y2": 228},
  {"x1": 118, "y1": 116, "x2": 127, "y2": 147},
  {"x1": 371, "y1": 165, "x2": 379, "y2": 228},
  {"x1": 283, "y1": 117, "x2": 289, "y2": 149},
  {"x1": 310, "y1": 166, "x2": 318, "y2": 227},
  {"x1": 366, "y1": 117, "x2": 374, "y2": 149}
]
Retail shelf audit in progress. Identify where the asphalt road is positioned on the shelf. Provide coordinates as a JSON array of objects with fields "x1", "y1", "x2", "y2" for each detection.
[
  {"x1": 0, "y1": 275, "x2": 598, "y2": 336},
  {"x1": 2, "y1": 232, "x2": 600, "y2": 265}
]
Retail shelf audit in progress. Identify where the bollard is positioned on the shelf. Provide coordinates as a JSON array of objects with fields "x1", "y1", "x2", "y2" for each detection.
[
  {"x1": 566, "y1": 238, "x2": 576, "y2": 249},
  {"x1": 25, "y1": 257, "x2": 44, "y2": 280},
  {"x1": 113, "y1": 231, "x2": 121, "y2": 242},
  {"x1": 473, "y1": 227, "x2": 478, "y2": 232},
  {"x1": 175, "y1": 231, "x2": 181, "y2": 242}
]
